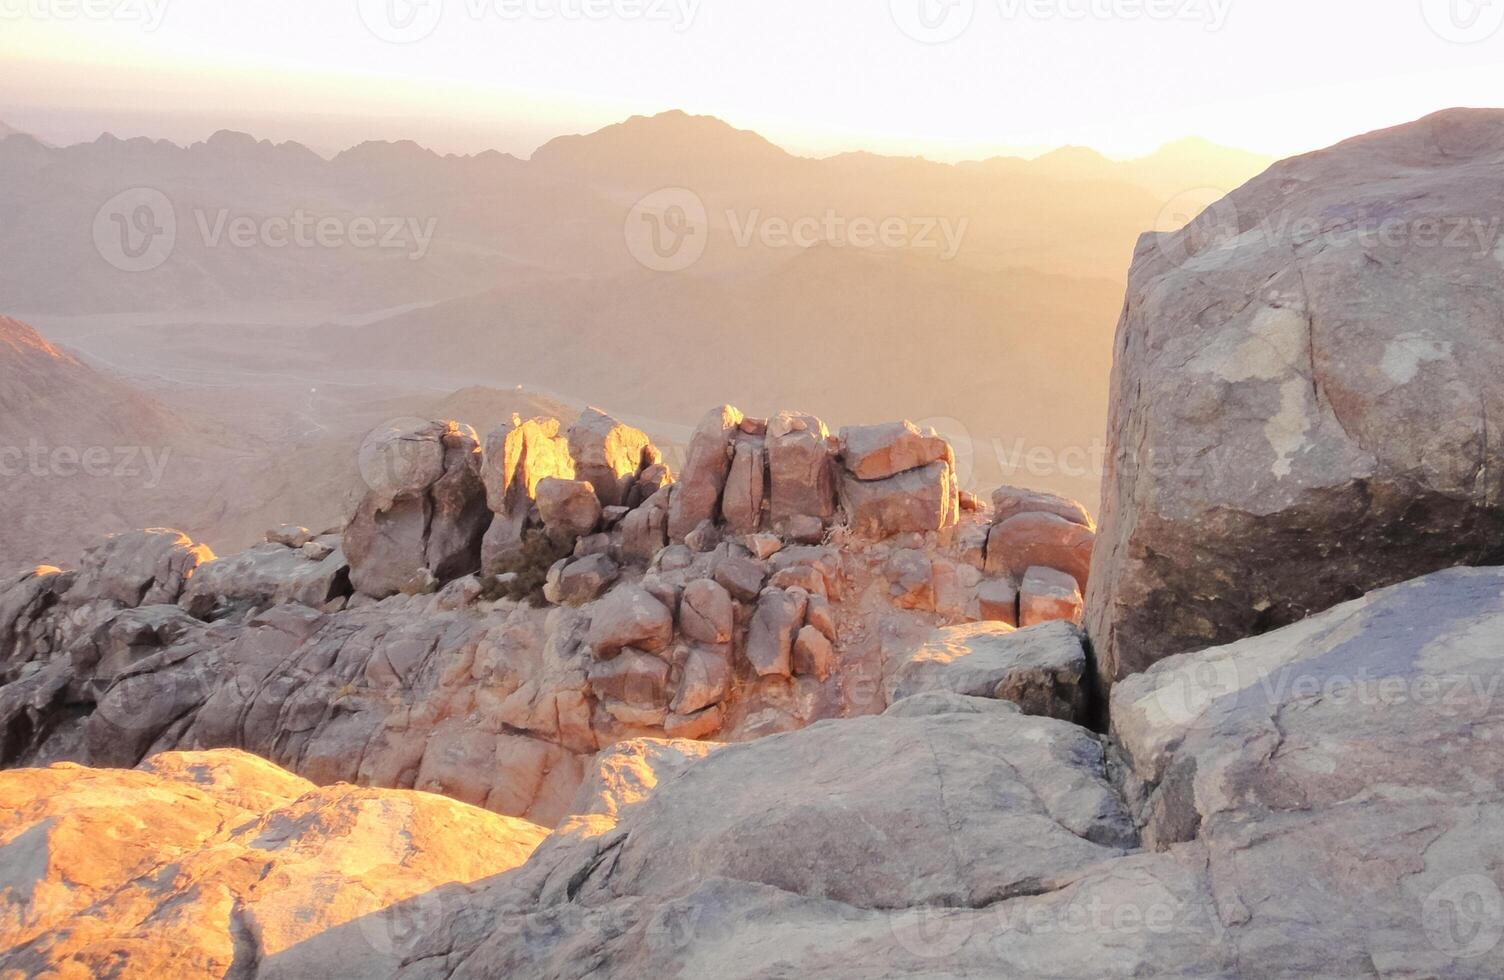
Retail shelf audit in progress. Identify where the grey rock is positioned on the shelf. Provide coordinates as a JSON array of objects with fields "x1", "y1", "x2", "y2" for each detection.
[
  {"x1": 744, "y1": 587, "x2": 807, "y2": 678},
  {"x1": 586, "y1": 587, "x2": 674, "y2": 659},
  {"x1": 1089, "y1": 109, "x2": 1504, "y2": 687},
  {"x1": 887, "y1": 620, "x2": 1088, "y2": 723}
]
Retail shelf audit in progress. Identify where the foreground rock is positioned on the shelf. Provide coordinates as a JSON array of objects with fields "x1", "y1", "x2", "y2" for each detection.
[
  {"x1": 0, "y1": 749, "x2": 547, "y2": 979},
  {"x1": 1111, "y1": 565, "x2": 1504, "y2": 975},
  {"x1": 1089, "y1": 108, "x2": 1504, "y2": 687}
]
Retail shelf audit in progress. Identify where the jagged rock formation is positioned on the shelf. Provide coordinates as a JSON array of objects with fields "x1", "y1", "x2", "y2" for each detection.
[
  {"x1": 1088, "y1": 108, "x2": 1504, "y2": 687},
  {"x1": 0, "y1": 407, "x2": 1089, "y2": 826}
]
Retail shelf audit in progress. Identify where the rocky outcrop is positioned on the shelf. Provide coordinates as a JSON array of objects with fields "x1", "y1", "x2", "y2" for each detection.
[
  {"x1": 1088, "y1": 109, "x2": 1504, "y2": 687},
  {"x1": 70, "y1": 528, "x2": 212, "y2": 608},
  {"x1": 0, "y1": 749, "x2": 546, "y2": 979},
  {"x1": 345, "y1": 420, "x2": 490, "y2": 598}
]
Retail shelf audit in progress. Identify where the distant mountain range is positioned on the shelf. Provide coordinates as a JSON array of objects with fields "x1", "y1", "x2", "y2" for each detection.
[
  {"x1": 0, "y1": 110, "x2": 1275, "y2": 513},
  {"x1": 0, "y1": 110, "x2": 1271, "y2": 317}
]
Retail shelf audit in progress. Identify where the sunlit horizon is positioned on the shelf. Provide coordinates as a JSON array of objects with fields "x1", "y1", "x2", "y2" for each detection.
[{"x1": 5, "y1": 0, "x2": 1504, "y2": 162}]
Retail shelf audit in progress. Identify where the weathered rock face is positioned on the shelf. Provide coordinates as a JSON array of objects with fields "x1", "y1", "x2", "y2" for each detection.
[
  {"x1": 511, "y1": 708, "x2": 1136, "y2": 913},
  {"x1": 1088, "y1": 108, "x2": 1504, "y2": 687},
  {"x1": 345, "y1": 420, "x2": 490, "y2": 598},
  {"x1": 0, "y1": 749, "x2": 547, "y2": 980},
  {"x1": 1110, "y1": 566, "x2": 1504, "y2": 975},
  {"x1": 840, "y1": 419, "x2": 952, "y2": 481}
]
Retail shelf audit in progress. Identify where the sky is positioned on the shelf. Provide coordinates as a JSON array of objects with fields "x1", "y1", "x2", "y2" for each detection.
[{"x1": 3, "y1": 0, "x2": 1504, "y2": 160}]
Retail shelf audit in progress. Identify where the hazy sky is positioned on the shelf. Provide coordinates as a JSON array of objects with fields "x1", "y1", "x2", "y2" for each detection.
[{"x1": 4, "y1": 0, "x2": 1504, "y2": 159}]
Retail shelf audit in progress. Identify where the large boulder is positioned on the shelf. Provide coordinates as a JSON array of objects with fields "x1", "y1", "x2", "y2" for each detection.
[
  {"x1": 345, "y1": 420, "x2": 490, "y2": 598},
  {"x1": 1111, "y1": 566, "x2": 1504, "y2": 974},
  {"x1": 668, "y1": 405, "x2": 743, "y2": 542},
  {"x1": 720, "y1": 438, "x2": 766, "y2": 534},
  {"x1": 991, "y1": 485, "x2": 1094, "y2": 529},
  {"x1": 567, "y1": 407, "x2": 654, "y2": 508},
  {"x1": 1088, "y1": 109, "x2": 1504, "y2": 687},
  {"x1": 985, "y1": 511, "x2": 1094, "y2": 588},
  {"x1": 766, "y1": 410, "x2": 837, "y2": 532},
  {"x1": 516, "y1": 708, "x2": 1136, "y2": 912},
  {"x1": 839, "y1": 420, "x2": 952, "y2": 481},
  {"x1": 839, "y1": 461, "x2": 957, "y2": 540}
]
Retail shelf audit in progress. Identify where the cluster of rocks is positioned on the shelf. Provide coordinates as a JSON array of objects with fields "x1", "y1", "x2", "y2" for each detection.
[
  {"x1": 0, "y1": 404, "x2": 1098, "y2": 825},
  {"x1": 344, "y1": 407, "x2": 977, "y2": 606}
]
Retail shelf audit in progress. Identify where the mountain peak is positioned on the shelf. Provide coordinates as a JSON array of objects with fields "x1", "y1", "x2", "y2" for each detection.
[{"x1": 530, "y1": 109, "x2": 794, "y2": 181}]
